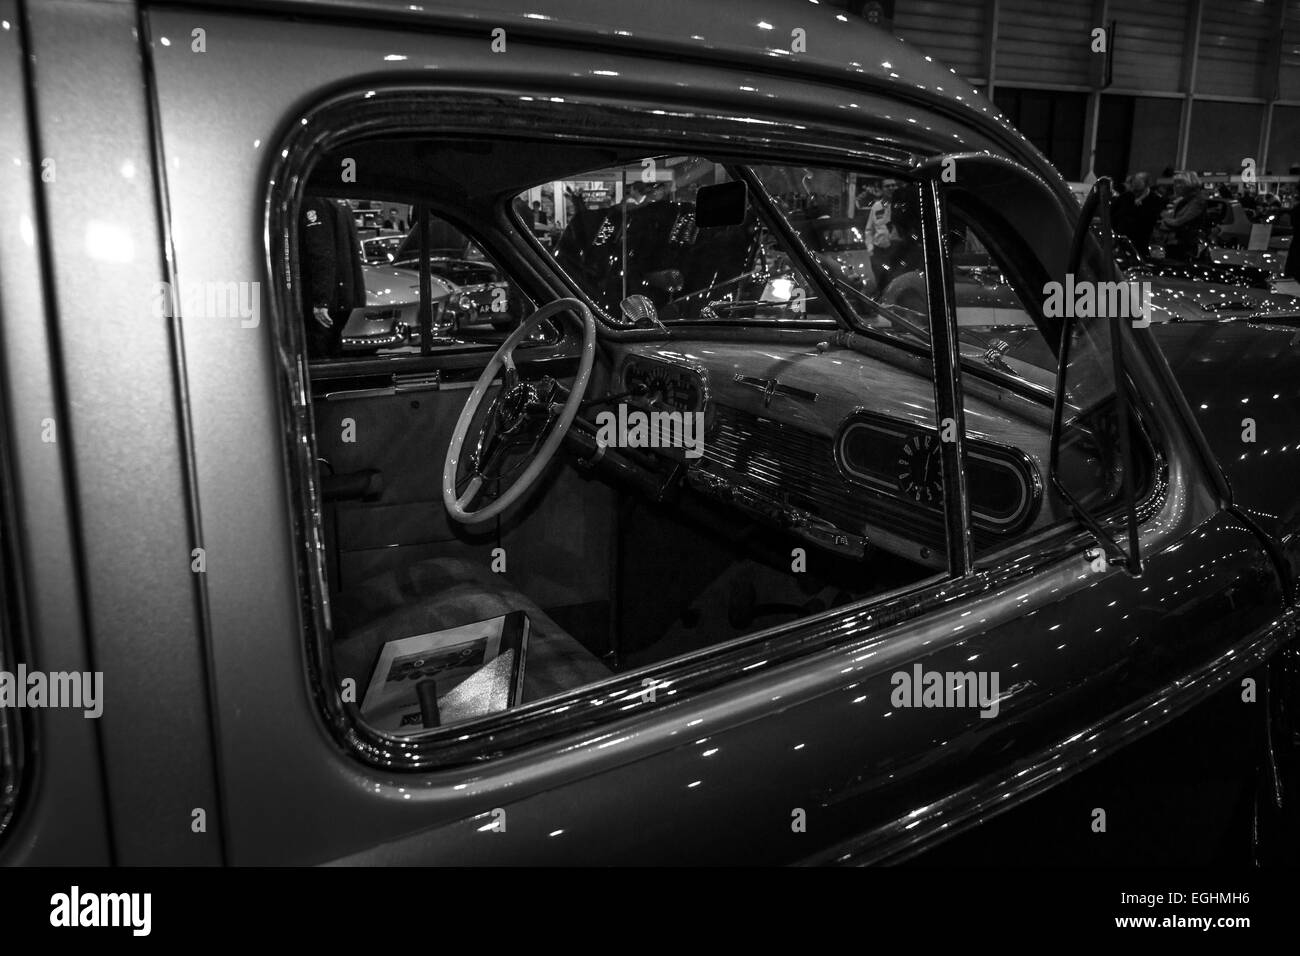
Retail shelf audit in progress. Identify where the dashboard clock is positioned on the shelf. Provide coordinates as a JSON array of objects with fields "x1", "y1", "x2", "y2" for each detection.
[{"x1": 897, "y1": 433, "x2": 943, "y2": 504}]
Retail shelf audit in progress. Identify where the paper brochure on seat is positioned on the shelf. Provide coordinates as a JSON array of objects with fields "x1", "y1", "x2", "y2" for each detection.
[{"x1": 360, "y1": 611, "x2": 529, "y2": 735}]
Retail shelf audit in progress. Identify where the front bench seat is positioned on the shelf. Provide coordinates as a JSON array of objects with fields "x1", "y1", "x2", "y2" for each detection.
[{"x1": 330, "y1": 556, "x2": 612, "y2": 708}]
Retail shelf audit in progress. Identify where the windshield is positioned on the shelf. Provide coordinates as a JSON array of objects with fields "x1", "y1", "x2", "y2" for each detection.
[{"x1": 517, "y1": 156, "x2": 936, "y2": 344}]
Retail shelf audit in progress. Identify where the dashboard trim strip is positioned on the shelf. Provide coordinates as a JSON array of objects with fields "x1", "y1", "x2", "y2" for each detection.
[{"x1": 732, "y1": 374, "x2": 819, "y2": 408}]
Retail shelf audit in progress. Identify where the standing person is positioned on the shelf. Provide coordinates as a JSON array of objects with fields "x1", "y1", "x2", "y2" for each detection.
[
  {"x1": 876, "y1": 191, "x2": 923, "y2": 291},
  {"x1": 866, "y1": 178, "x2": 900, "y2": 290},
  {"x1": 1158, "y1": 172, "x2": 1209, "y2": 262},
  {"x1": 299, "y1": 197, "x2": 366, "y2": 359},
  {"x1": 530, "y1": 200, "x2": 555, "y2": 245},
  {"x1": 1284, "y1": 193, "x2": 1300, "y2": 284},
  {"x1": 1111, "y1": 172, "x2": 1163, "y2": 255},
  {"x1": 854, "y1": 180, "x2": 880, "y2": 218}
]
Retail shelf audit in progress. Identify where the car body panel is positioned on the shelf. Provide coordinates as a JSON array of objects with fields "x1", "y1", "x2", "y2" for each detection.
[
  {"x1": 1152, "y1": 320, "x2": 1300, "y2": 589},
  {"x1": 1210, "y1": 246, "x2": 1293, "y2": 282},
  {"x1": 5, "y1": 0, "x2": 224, "y2": 866},
  {"x1": 1137, "y1": 276, "x2": 1299, "y2": 320},
  {"x1": 0, "y1": 0, "x2": 113, "y2": 866}
]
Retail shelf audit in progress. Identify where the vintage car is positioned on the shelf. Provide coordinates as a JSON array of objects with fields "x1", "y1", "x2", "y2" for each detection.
[
  {"x1": 1, "y1": 0, "x2": 1298, "y2": 868},
  {"x1": 346, "y1": 228, "x2": 520, "y2": 352},
  {"x1": 1205, "y1": 196, "x2": 1294, "y2": 249},
  {"x1": 359, "y1": 233, "x2": 404, "y2": 266},
  {"x1": 1199, "y1": 198, "x2": 1297, "y2": 288},
  {"x1": 1205, "y1": 197, "x2": 1259, "y2": 249},
  {"x1": 910, "y1": 225, "x2": 1300, "y2": 326},
  {"x1": 1210, "y1": 245, "x2": 1298, "y2": 291},
  {"x1": 1113, "y1": 234, "x2": 1276, "y2": 292}
]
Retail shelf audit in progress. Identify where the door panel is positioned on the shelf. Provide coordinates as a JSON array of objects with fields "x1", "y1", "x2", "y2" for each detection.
[
  {"x1": 314, "y1": 380, "x2": 496, "y2": 592},
  {"x1": 311, "y1": 369, "x2": 616, "y2": 612}
]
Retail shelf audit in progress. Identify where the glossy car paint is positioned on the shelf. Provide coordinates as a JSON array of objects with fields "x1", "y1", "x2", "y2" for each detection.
[
  {"x1": 1152, "y1": 320, "x2": 1300, "y2": 586},
  {"x1": 0, "y1": 0, "x2": 112, "y2": 865},
  {"x1": 0, "y1": 0, "x2": 1293, "y2": 865}
]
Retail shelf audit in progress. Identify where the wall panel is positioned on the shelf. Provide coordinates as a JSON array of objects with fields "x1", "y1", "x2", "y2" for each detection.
[
  {"x1": 892, "y1": 0, "x2": 989, "y2": 81},
  {"x1": 1196, "y1": 0, "x2": 1274, "y2": 98},
  {"x1": 1186, "y1": 100, "x2": 1266, "y2": 171},
  {"x1": 1109, "y1": 0, "x2": 1188, "y2": 93},
  {"x1": 995, "y1": 0, "x2": 1094, "y2": 87}
]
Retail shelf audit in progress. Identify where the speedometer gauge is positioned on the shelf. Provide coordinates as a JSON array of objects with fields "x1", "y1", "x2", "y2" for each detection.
[{"x1": 898, "y1": 433, "x2": 943, "y2": 504}]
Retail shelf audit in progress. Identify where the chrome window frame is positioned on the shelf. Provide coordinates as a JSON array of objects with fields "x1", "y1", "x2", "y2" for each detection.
[{"x1": 265, "y1": 85, "x2": 1163, "y2": 772}]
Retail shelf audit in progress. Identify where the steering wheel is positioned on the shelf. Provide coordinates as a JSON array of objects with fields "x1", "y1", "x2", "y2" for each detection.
[
  {"x1": 877, "y1": 269, "x2": 932, "y2": 339},
  {"x1": 442, "y1": 298, "x2": 596, "y2": 524}
]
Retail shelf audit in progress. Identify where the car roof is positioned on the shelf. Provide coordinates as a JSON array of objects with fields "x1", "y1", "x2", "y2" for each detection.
[{"x1": 155, "y1": 0, "x2": 1039, "y2": 169}]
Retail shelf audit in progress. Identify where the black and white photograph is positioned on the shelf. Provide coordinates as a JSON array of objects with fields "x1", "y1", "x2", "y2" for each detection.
[{"x1": 1, "y1": 0, "x2": 1298, "y2": 935}]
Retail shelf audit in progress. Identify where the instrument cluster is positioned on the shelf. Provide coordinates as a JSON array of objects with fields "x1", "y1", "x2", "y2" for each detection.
[
  {"x1": 836, "y1": 411, "x2": 1041, "y2": 539},
  {"x1": 622, "y1": 357, "x2": 708, "y2": 413}
]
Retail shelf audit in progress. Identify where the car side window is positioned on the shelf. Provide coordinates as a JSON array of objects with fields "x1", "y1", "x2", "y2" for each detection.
[
  {"x1": 947, "y1": 207, "x2": 1059, "y2": 382},
  {"x1": 941, "y1": 177, "x2": 1159, "y2": 562},
  {"x1": 286, "y1": 139, "x2": 973, "y2": 749},
  {"x1": 299, "y1": 197, "x2": 535, "y2": 361}
]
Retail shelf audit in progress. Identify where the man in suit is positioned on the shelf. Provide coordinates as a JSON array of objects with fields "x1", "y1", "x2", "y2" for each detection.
[
  {"x1": 299, "y1": 196, "x2": 366, "y2": 358},
  {"x1": 1111, "y1": 172, "x2": 1162, "y2": 255}
]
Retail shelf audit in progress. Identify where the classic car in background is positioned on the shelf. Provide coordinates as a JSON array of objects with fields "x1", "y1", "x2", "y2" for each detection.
[
  {"x1": 1206, "y1": 197, "x2": 1261, "y2": 248},
  {"x1": 1, "y1": 0, "x2": 1298, "y2": 870},
  {"x1": 1113, "y1": 234, "x2": 1273, "y2": 291},
  {"x1": 1070, "y1": 179, "x2": 1300, "y2": 296},
  {"x1": 1209, "y1": 245, "x2": 1296, "y2": 287},
  {"x1": 342, "y1": 218, "x2": 522, "y2": 352},
  {"x1": 1200, "y1": 197, "x2": 1297, "y2": 292},
  {"x1": 881, "y1": 219, "x2": 1300, "y2": 328},
  {"x1": 360, "y1": 233, "x2": 404, "y2": 265}
]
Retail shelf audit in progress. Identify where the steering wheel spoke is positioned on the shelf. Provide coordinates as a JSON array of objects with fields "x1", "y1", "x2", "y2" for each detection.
[{"x1": 501, "y1": 351, "x2": 519, "y2": 392}]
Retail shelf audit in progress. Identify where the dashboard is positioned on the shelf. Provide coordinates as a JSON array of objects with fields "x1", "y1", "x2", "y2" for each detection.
[{"x1": 600, "y1": 340, "x2": 1058, "y2": 568}]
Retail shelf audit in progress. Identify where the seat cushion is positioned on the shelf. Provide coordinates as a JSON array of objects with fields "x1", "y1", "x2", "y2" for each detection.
[{"x1": 332, "y1": 556, "x2": 611, "y2": 705}]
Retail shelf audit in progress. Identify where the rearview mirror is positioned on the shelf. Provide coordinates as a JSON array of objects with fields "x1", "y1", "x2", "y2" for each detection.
[{"x1": 695, "y1": 180, "x2": 748, "y2": 228}]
